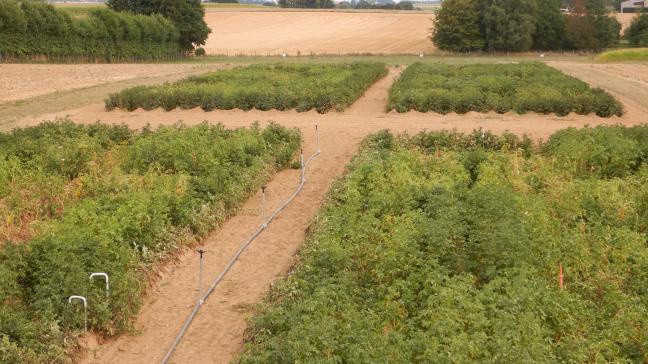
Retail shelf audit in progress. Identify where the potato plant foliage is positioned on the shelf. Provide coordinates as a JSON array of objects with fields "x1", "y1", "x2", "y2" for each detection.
[
  {"x1": 388, "y1": 62, "x2": 623, "y2": 117},
  {"x1": 0, "y1": 120, "x2": 300, "y2": 362},
  {"x1": 241, "y1": 125, "x2": 648, "y2": 363},
  {"x1": 105, "y1": 62, "x2": 388, "y2": 113}
]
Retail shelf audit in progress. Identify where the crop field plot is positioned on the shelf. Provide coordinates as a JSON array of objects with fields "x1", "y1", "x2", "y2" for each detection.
[
  {"x1": 106, "y1": 62, "x2": 388, "y2": 113},
  {"x1": 241, "y1": 126, "x2": 648, "y2": 362},
  {"x1": 0, "y1": 120, "x2": 300, "y2": 361},
  {"x1": 388, "y1": 62, "x2": 624, "y2": 117}
]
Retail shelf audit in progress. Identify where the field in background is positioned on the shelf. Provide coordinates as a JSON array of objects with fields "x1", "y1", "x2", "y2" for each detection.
[
  {"x1": 203, "y1": 11, "x2": 437, "y2": 55},
  {"x1": 52, "y1": 5, "x2": 638, "y2": 56}
]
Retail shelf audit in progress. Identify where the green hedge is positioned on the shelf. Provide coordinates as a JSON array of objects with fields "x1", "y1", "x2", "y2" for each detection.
[
  {"x1": 0, "y1": 120, "x2": 300, "y2": 362},
  {"x1": 105, "y1": 62, "x2": 388, "y2": 113},
  {"x1": 240, "y1": 125, "x2": 648, "y2": 363},
  {"x1": 0, "y1": 0, "x2": 182, "y2": 61},
  {"x1": 387, "y1": 62, "x2": 624, "y2": 117}
]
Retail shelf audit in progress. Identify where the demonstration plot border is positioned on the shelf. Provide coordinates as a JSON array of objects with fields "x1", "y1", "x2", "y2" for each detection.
[
  {"x1": 105, "y1": 62, "x2": 388, "y2": 114},
  {"x1": 387, "y1": 62, "x2": 624, "y2": 117}
]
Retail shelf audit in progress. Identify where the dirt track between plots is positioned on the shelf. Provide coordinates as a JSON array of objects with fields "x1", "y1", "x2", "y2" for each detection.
[
  {"x1": 4, "y1": 62, "x2": 646, "y2": 364},
  {"x1": 203, "y1": 11, "x2": 436, "y2": 55}
]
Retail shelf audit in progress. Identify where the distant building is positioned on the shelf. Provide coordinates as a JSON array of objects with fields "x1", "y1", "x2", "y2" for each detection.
[{"x1": 621, "y1": 0, "x2": 647, "y2": 13}]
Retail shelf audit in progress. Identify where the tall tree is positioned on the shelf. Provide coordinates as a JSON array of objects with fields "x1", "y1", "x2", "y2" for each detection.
[
  {"x1": 624, "y1": 13, "x2": 648, "y2": 46},
  {"x1": 431, "y1": 0, "x2": 485, "y2": 52},
  {"x1": 532, "y1": 0, "x2": 566, "y2": 50},
  {"x1": 0, "y1": 0, "x2": 26, "y2": 33},
  {"x1": 565, "y1": 0, "x2": 598, "y2": 49},
  {"x1": 481, "y1": 0, "x2": 538, "y2": 52},
  {"x1": 107, "y1": 0, "x2": 210, "y2": 49},
  {"x1": 586, "y1": 0, "x2": 621, "y2": 48}
]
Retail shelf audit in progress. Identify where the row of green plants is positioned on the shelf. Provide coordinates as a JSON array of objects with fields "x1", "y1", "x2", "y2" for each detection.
[
  {"x1": 0, "y1": 0, "x2": 182, "y2": 60},
  {"x1": 240, "y1": 125, "x2": 648, "y2": 363},
  {"x1": 105, "y1": 62, "x2": 388, "y2": 113},
  {"x1": 0, "y1": 120, "x2": 301, "y2": 362},
  {"x1": 387, "y1": 62, "x2": 624, "y2": 117}
]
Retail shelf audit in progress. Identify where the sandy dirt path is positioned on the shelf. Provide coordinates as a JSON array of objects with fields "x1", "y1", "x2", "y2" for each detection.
[{"x1": 9, "y1": 64, "x2": 645, "y2": 364}]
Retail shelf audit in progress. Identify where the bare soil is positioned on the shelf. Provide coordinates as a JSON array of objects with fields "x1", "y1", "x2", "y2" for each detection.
[
  {"x1": 0, "y1": 64, "x2": 218, "y2": 104},
  {"x1": 4, "y1": 67, "x2": 632, "y2": 363},
  {"x1": 203, "y1": 11, "x2": 436, "y2": 56}
]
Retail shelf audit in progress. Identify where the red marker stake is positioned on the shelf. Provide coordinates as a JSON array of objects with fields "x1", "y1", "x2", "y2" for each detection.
[{"x1": 559, "y1": 264, "x2": 564, "y2": 290}]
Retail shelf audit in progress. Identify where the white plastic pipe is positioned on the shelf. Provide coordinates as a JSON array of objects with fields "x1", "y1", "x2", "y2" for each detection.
[
  {"x1": 89, "y1": 272, "x2": 110, "y2": 297},
  {"x1": 68, "y1": 295, "x2": 88, "y2": 331}
]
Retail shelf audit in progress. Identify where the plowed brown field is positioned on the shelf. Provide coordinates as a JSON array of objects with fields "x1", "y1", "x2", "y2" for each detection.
[{"x1": 203, "y1": 10, "x2": 437, "y2": 55}]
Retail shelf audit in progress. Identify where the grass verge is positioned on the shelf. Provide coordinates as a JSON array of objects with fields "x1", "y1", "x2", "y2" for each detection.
[{"x1": 597, "y1": 48, "x2": 648, "y2": 62}]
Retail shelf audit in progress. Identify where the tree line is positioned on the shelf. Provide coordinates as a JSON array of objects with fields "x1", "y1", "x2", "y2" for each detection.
[
  {"x1": 0, "y1": 0, "x2": 210, "y2": 61},
  {"x1": 432, "y1": 0, "x2": 622, "y2": 52}
]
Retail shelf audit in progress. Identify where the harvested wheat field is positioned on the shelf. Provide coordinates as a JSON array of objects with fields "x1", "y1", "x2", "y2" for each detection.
[
  {"x1": 0, "y1": 64, "x2": 218, "y2": 103},
  {"x1": 203, "y1": 10, "x2": 437, "y2": 55},
  {"x1": 616, "y1": 12, "x2": 637, "y2": 32}
]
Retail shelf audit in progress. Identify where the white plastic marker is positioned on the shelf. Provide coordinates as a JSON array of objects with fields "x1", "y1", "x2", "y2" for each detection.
[
  {"x1": 68, "y1": 295, "x2": 88, "y2": 331},
  {"x1": 89, "y1": 272, "x2": 110, "y2": 297}
]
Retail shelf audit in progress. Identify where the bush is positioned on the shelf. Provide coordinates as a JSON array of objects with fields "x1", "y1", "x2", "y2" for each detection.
[
  {"x1": 431, "y1": 0, "x2": 484, "y2": 52},
  {"x1": 240, "y1": 125, "x2": 648, "y2": 362},
  {"x1": 387, "y1": 62, "x2": 623, "y2": 117},
  {"x1": 194, "y1": 47, "x2": 206, "y2": 56},
  {"x1": 106, "y1": 62, "x2": 388, "y2": 113},
  {"x1": 0, "y1": 120, "x2": 300, "y2": 362}
]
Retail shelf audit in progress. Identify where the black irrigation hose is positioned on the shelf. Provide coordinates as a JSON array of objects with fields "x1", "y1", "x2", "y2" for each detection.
[{"x1": 161, "y1": 126, "x2": 321, "y2": 364}]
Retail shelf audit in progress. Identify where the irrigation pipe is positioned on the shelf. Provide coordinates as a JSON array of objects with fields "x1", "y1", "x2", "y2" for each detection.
[{"x1": 161, "y1": 125, "x2": 321, "y2": 364}]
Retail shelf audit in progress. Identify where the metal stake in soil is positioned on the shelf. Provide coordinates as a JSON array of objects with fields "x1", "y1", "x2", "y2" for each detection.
[
  {"x1": 300, "y1": 148, "x2": 305, "y2": 183},
  {"x1": 315, "y1": 124, "x2": 321, "y2": 154},
  {"x1": 261, "y1": 186, "x2": 268, "y2": 228},
  {"x1": 197, "y1": 249, "x2": 206, "y2": 305}
]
